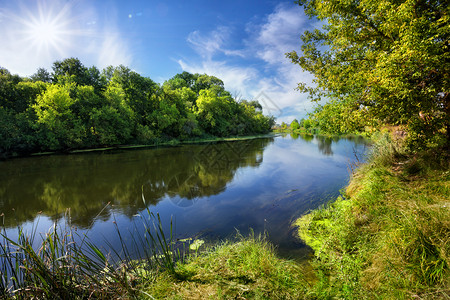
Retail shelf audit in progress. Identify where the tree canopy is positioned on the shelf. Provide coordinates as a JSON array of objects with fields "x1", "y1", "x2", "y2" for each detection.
[{"x1": 287, "y1": 0, "x2": 449, "y2": 149}]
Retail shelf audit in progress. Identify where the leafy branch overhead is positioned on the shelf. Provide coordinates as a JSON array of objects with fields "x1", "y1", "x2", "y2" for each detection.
[{"x1": 288, "y1": 0, "x2": 449, "y2": 149}]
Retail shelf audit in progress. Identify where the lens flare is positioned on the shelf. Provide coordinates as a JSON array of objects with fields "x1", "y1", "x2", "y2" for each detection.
[
  {"x1": 30, "y1": 20, "x2": 61, "y2": 47},
  {"x1": 20, "y1": 2, "x2": 73, "y2": 56}
]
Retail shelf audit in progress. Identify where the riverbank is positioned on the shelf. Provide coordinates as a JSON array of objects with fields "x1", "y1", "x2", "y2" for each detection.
[
  {"x1": 139, "y1": 234, "x2": 310, "y2": 299},
  {"x1": 295, "y1": 132, "x2": 450, "y2": 298},
  {"x1": 23, "y1": 133, "x2": 279, "y2": 158}
]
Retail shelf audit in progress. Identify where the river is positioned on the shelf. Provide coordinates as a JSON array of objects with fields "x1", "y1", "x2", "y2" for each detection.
[{"x1": 0, "y1": 133, "x2": 367, "y2": 259}]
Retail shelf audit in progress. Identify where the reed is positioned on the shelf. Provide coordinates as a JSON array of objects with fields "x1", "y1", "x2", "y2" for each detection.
[
  {"x1": 0, "y1": 209, "x2": 311, "y2": 299},
  {"x1": 0, "y1": 203, "x2": 185, "y2": 299}
]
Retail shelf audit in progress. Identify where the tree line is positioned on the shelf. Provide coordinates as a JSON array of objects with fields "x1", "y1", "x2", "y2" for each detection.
[{"x1": 0, "y1": 58, "x2": 274, "y2": 157}]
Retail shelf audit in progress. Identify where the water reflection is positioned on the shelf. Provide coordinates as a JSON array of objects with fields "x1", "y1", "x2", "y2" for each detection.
[
  {"x1": 317, "y1": 136, "x2": 334, "y2": 155},
  {"x1": 0, "y1": 139, "x2": 273, "y2": 228},
  {"x1": 284, "y1": 133, "x2": 366, "y2": 156}
]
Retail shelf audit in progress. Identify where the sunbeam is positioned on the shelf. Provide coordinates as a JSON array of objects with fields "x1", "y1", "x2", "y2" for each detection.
[
  {"x1": 0, "y1": 0, "x2": 131, "y2": 76},
  {"x1": 20, "y1": 1, "x2": 73, "y2": 56}
]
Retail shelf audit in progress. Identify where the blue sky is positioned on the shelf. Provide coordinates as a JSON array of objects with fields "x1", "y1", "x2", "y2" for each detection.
[{"x1": 0, "y1": 0, "x2": 320, "y2": 122}]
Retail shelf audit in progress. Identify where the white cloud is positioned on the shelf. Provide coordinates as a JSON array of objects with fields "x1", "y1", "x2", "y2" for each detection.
[
  {"x1": 0, "y1": 0, "x2": 131, "y2": 76},
  {"x1": 187, "y1": 26, "x2": 245, "y2": 59},
  {"x1": 96, "y1": 32, "x2": 132, "y2": 68},
  {"x1": 179, "y1": 3, "x2": 319, "y2": 123},
  {"x1": 254, "y1": 4, "x2": 306, "y2": 65},
  {"x1": 178, "y1": 59, "x2": 257, "y2": 95}
]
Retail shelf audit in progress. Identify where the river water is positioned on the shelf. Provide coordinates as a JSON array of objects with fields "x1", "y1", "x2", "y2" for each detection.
[{"x1": 0, "y1": 133, "x2": 367, "y2": 259}]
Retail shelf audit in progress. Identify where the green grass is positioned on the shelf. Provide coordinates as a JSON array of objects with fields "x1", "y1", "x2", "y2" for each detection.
[
  {"x1": 140, "y1": 232, "x2": 310, "y2": 299},
  {"x1": 0, "y1": 205, "x2": 189, "y2": 299},
  {"x1": 295, "y1": 132, "x2": 450, "y2": 299},
  {"x1": 1, "y1": 204, "x2": 311, "y2": 299}
]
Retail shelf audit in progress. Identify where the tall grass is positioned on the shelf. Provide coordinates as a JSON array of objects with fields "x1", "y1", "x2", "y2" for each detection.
[
  {"x1": 142, "y1": 231, "x2": 309, "y2": 299},
  {"x1": 0, "y1": 203, "x2": 185, "y2": 299},
  {"x1": 0, "y1": 212, "x2": 310, "y2": 299}
]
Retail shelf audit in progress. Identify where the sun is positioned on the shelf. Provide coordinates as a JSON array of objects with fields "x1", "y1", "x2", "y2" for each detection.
[
  {"x1": 20, "y1": 2, "x2": 72, "y2": 55},
  {"x1": 30, "y1": 20, "x2": 61, "y2": 47}
]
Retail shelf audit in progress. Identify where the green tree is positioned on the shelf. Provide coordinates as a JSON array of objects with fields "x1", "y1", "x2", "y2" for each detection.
[
  {"x1": 85, "y1": 66, "x2": 106, "y2": 93},
  {"x1": 167, "y1": 72, "x2": 227, "y2": 95},
  {"x1": 32, "y1": 84, "x2": 85, "y2": 149},
  {"x1": 157, "y1": 85, "x2": 200, "y2": 137},
  {"x1": 196, "y1": 88, "x2": 235, "y2": 136},
  {"x1": 15, "y1": 81, "x2": 48, "y2": 112},
  {"x1": 90, "y1": 84, "x2": 134, "y2": 145},
  {"x1": 0, "y1": 68, "x2": 23, "y2": 112},
  {"x1": 240, "y1": 100, "x2": 263, "y2": 111},
  {"x1": 290, "y1": 119, "x2": 300, "y2": 131},
  {"x1": 0, "y1": 61, "x2": 275, "y2": 156},
  {"x1": 193, "y1": 74, "x2": 226, "y2": 95},
  {"x1": 52, "y1": 58, "x2": 89, "y2": 86},
  {"x1": 0, "y1": 107, "x2": 37, "y2": 156},
  {"x1": 30, "y1": 68, "x2": 52, "y2": 83},
  {"x1": 173, "y1": 71, "x2": 197, "y2": 88},
  {"x1": 108, "y1": 65, "x2": 159, "y2": 125},
  {"x1": 288, "y1": 0, "x2": 449, "y2": 149}
]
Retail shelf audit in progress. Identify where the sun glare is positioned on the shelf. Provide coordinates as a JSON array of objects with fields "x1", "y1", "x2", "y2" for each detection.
[
  {"x1": 31, "y1": 20, "x2": 60, "y2": 45},
  {"x1": 20, "y1": 2, "x2": 73, "y2": 55}
]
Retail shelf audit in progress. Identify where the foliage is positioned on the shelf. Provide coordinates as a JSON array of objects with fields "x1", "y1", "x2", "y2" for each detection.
[
  {"x1": 288, "y1": 0, "x2": 450, "y2": 149},
  {"x1": 196, "y1": 88, "x2": 234, "y2": 136},
  {"x1": 32, "y1": 83, "x2": 85, "y2": 150},
  {"x1": 310, "y1": 99, "x2": 374, "y2": 135},
  {"x1": 0, "y1": 60, "x2": 273, "y2": 157},
  {"x1": 299, "y1": 118, "x2": 312, "y2": 130},
  {"x1": 30, "y1": 67, "x2": 52, "y2": 83}
]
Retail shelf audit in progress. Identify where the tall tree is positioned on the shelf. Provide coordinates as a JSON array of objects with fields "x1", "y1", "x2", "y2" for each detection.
[
  {"x1": 288, "y1": 0, "x2": 449, "y2": 149},
  {"x1": 0, "y1": 68, "x2": 23, "y2": 112},
  {"x1": 108, "y1": 65, "x2": 159, "y2": 124},
  {"x1": 290, "y1": 119, "x2": 300, "y2": 131},
  {"x1": 52, "y1": 58, "x2": 89, "y2": 86},
  {"x1": 30, "y1": 68, "x2": 52, "y2": 83},
  {"x1": 32, "y1": 83, "x2": 84, "y2": 149}
]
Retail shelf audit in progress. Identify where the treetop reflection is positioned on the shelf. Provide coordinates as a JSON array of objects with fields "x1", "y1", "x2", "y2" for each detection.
[{"x1": 0, "y1": 139, "x2": 273, "y2": 228}]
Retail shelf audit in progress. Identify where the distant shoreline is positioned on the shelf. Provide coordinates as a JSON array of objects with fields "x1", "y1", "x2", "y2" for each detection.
[{"x1": 21, "y1": 133, "x2": 281, "y2": 158}]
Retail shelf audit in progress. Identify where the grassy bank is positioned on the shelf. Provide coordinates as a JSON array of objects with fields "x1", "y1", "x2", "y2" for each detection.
[
  {"x1": 139, "y1": 233, "x2": 309, "y2": 299},
  {"x1": 273, "y1": 128, "x2": 319, "y2": 135},
  {"x1": 1, "y1": 205, "x2": 310, "y2": 299},
  {"x1": 295, "y1": 133, "x2": 450, "y2": 298}
]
